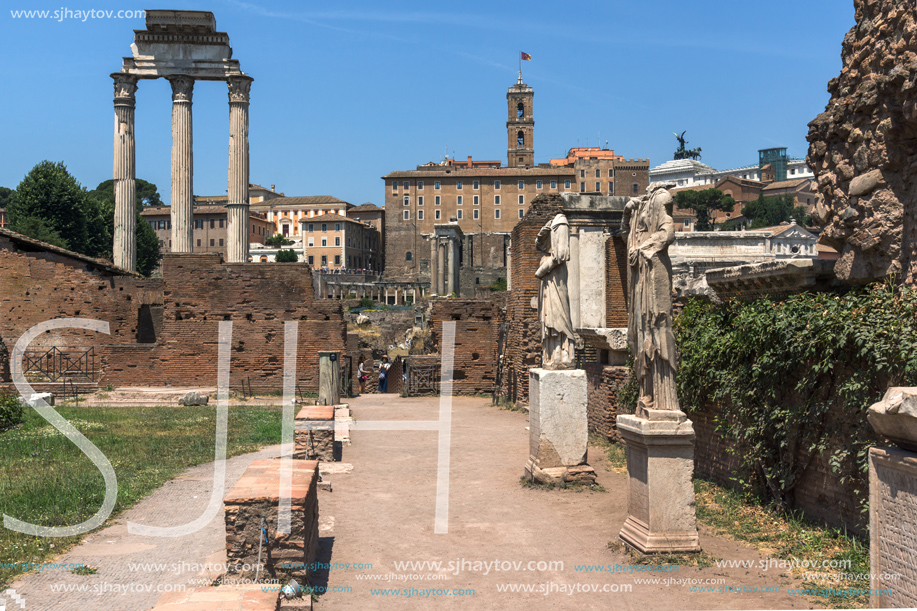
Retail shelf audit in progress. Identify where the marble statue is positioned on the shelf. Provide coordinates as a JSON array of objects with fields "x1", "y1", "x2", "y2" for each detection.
[
  {"x1": 535, "y1": 213, "x2": 575, "y2": 369},
  {"x1": 622, "y1": 182, "x2": 680, "y2": 417}
]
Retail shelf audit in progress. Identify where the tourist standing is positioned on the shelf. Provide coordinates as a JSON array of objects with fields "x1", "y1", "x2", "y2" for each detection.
[
  {"x1": 357, "y1": 356, "x2": 368, "y2": 395},
  {"x1": 378, "y1": 356, "x2": 390, "y2": 393}
]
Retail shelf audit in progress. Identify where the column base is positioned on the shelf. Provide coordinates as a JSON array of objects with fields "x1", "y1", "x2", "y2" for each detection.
[
  {"x1": 616, "y1": 412, "x2": 700, "y2": 553},
  {"x1": 524, "y1": 459, "x2": 596, "y2": 485}
]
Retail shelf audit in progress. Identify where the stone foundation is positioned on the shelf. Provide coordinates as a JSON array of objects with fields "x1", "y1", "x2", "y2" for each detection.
[
  {"x1": 294, "y1": 406, "x2": 336, "y2": 462},
  {"x1": 224, "y1": 459, "x2": 319, "y2": 583}
]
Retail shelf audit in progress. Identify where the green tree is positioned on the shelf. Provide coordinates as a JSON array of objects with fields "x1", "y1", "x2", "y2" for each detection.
[
  {"x1": 13, "y1": 216, "x2": 69, "y2": 249},
  {"x1": 674, "y1": 188, "x2": 735, "y2": 231},
  {"x1": 89, "y1": 178, "x2": 163, "y2": 208},
  {"x1": 9, "y1": 161, "x2": 91, "y2": 253},
  {"x1": 0, "y1": 187, "x2": 14, "y2": 209},
  {"x1": 265, "y1": 233, "x2": 294, "y2": 248},
  {"x1": 88, "y1": 179, "x2": 162, "y2": 275},
  {"x1": 275, "y1": 249, "x2": 298, "y2": 263},
  {"x1": 743, "y1": 194, "x2": 810, "y2": 229}
]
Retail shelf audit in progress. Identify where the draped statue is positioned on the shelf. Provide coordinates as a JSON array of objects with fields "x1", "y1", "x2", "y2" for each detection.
[
  {"x1": 535, "y1": 213, "x2": 575, "y2": 370},
  {"x1": 622, "y1": 183, "x2": 680, "y2": 417}
]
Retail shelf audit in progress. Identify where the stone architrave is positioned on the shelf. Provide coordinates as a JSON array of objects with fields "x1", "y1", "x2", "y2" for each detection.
[
  {"x1": 868, "y1": 387, "x2": 917, "y2": 608},
  {"x1": 112, "y1": 73, "x2": 138, "y2": 271},
  {"x1": 169, "y1": 75, "x2": 194, "y2": 253},
  {"x1": 226, "y1": 75, "x2": 253, "y2": 263},
  {"x1": 616, "y1": 182, "x2": 699, "y2": 553},
  {"x1": 318, "y1": 351, "x2": 341, "y2": 406}
]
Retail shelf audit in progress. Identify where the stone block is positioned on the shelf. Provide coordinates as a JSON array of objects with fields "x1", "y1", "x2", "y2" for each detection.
[
  {"x1": 868, "y1": 387, "x2": 917, "y2": 452},
  {"x1": 294, "y1": 406, "x2": 336, "y2": 462},
  {"x1": 524, "y1": 368, "x2": 595, "y2": 484},
  {"x1": 617, "y1": 413, "x2": 700, "y2": 553},
  {"x1": 21, "y1": 393, "x2": 54, "y2": 407},
  {"x1": 869, "y1": 446, "x2": 917, "y2": 608},
  {"x1": 224, "y1": 459, "x2": 320, "y2": 583},
  {"x1": 178, "y1": 390, "x2": 208, "y2": 406}
]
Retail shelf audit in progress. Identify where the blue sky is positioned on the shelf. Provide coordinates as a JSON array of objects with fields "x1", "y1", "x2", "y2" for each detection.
[{"x1": 1, "y1": 1, "x2": 854, "y2": 206}]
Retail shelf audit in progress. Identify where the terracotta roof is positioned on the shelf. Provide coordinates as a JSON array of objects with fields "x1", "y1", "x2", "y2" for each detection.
[
  {"x1": 816, "y1": 243, "x2": 839, "y2": 254},
  {"x1": 299, "y1": 213, "x2": 366, "y2": 225},
  {"x1": 349, "y1": 203, "x2": 383, "y2": 213},
  {"x1": 251, "y1": 195, "x2": 352, "y2": 208},
  {"x1": 383, "y1": 167, "x2": 575, "y2": 178},
  {"x1": 762, "y1": 178, "x2": 814, "y2": 191},
  {"x1": 0, "y1": 227, "x2": 138, "y2": 276}
]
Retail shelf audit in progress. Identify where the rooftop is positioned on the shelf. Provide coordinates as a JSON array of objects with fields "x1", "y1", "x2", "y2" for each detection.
[
  {"x1": 250, "y1": 195, "x2": 352, "y2": 208},
  {"x1": 384, "y1": 167, "x2": 575, "y2": 179},
  {"x1": 0, "y1": 227, "x2": 138, "y2": 276}
]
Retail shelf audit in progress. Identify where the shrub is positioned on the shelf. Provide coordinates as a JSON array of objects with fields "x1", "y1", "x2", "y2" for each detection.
[
  {"x1": 360, "y1": 297, "x2": 374, "y2": 309},
  {"x1": 0, "y1": 391, "x2": 24, "y2": 431},
  {"x1": 275, "y1": 249, "x2": 298, "y2": 263}
]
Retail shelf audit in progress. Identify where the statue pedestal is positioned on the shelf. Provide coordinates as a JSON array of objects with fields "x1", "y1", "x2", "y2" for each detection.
[
  {"x1": 524, "y1": 368, "x2": 596, "y2": 485},
  {"x1": 617, "y1": 411, "x2": 700, "y2": 553}
]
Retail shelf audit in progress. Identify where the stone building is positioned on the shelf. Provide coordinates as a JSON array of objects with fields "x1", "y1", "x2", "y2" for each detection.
[
  {"x1": 650, "y1": 147, "x2": 813, "y2": 188},
  {"x1": 250, "y1": 195, "x2": 353, "y2": 238},
  {"x1": 141, "y1": 205, "x2": 272, "y2": 256},
  {"x1": 383, "y1": 75, "x2": 648, "y2": 293},
  {"x1": 299, "y1": 213, "x2": 381, "y2": 271}
]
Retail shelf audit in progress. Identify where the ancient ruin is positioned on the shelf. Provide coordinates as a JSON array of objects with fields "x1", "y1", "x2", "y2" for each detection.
[{"x1": 111, "y1": 10, "x2": 253, "y2": 271}]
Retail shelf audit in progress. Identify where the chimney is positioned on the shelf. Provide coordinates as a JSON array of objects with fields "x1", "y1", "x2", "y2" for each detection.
[{"x1": 271, "y1": 184, "x2": 276, "y2": 191}]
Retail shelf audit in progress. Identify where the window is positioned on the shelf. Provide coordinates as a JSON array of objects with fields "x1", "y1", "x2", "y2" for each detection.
[
  {"x1": 473, "y1": 195, "x2": 479, "y2": 205},
  {"x1": 457, "y1": 210, "x2": 463, "y2": 219},
  {"x1": 435, "y1": 210, "x2": 441, "y2": 220},
  {"x1": 518, "y1": 195, "x2": 524, "y2": 205},
  {"x1": 633, "y1": 183, "x2": 639, "y2": 194},
  {"x1": 457, "y1": 196, "x2": 463, "y2": 206},
  {"x1": 517, "y1": 102, "x2": 524, "y2": 118},
  {"x1": 596, "y1": 182, "x2": 601, "y2": 191},
  {"x1": 418, "y1": 196, "x2": 424, "y2": 206},
  {"x1": 418, "y1": 181, "x2": 424, "y2": 190},
  {"x1": 473, "y1": 209, "x2": 479, "y2": 220},
  {"x1": 550, "y1": 180, "x2": 557, "y2": 189},
  {"x1": 335, "y1": 236, "x2": 341, "y2": 246},
  {"x1": 595, "y1": 169, "x2": 601, "y2": 178},
  {"x1": 335, "y1": 223, "x2": 341, "y2": 231},
  {"x1": 219, "y1": 238, "x2": 224, "y2": 246},
  {"x1": 517, "y1": 130, "x2": 524, "y2": 146},
  {"x1": 210, "y1": 219, "x2": 215, "y2": 229},
  {"x1": 404, "y1": 196, "x2": 409, "y2": 206},
  {"x1": 403, "y1": 181, "x2": 409, "y2": 190},
  {"x1": 308, "y1": 237, "x2": 314, "y2": 247},
  {"x1": 456, "y1": 181, "x2": 463, "y2": 190},
  {"x1": 518, "y1": 180, "x2": 524, "y2": 189},
  {"x1": 580, "y1": 169, "x2": 585, "y2": 178},
  {"x1": 494, "y1": 180, "x2": 501, "y2": 190},
  {"x1": 210, "y1": 239, "x2": 215, "y2": 246},
  {"x1": 321, "y1": 238, "x2": 327, "y2": 246},
  {"x1": 518, "y1": 209, "x2": 524, "y2": 219},
  {"x1": 308, "y1": 223, "x2": 314, "y2": 232},
  {"x1": 150, "y1": 221, "x2": 156, "y2": 229},
  {"x1": 321, "y1": 223, "x2": 327, "y2": 232},
  {"x1": 197, "y1": 239, "x2": 201, "y2": 247},
  {"x1": 219, "y1": 219, "x2": 224, "y2": 228},
  {"x1": 435, "y1": 181, "x2": 441, "y2": 190},
  {"x1": 168, "y1": 220, "x2": 172, "y2": 229},
  {"x1": 404, "y1": 210, "x2": 410, "y2": 220},
  {"x1": 195, "y1": 219, "x2": 203, "y2": 229},
  {"x1": 564, "y1": 180, "x2": 571, "y2": 189},
  {"x1": 580, "y1": 182, "x2": 586, "y2": 192},
  {"x1": 158, "y1": 220, "x2": 165, "y2": 229},
  {"x1": 473, "y1": 180, "x2": 479, "y2": 190},
  {"x1": 321, "y1": 255, "x2": 327, "y2": 266},
  {"x1": 495, "y1": 209, "x2": 501, "y2": 219},
  {"x1": 418, "y1": 210, "x2": 424, "y2": 220},
  {"x1": 536, "y1": 180, "x2": 542, "y2": 189},
  {"x1": 495, "y1": 195, "x2": 501, "y2": 205},
  {"x1": 308, "y1": 255, "x2": 314, "y2": 265},
  {"x1": 392, "y1": 182, "x2": 397, "y2": 193},
  {"x1": 435, "y1": 195, "x2": 441, "y2": 206},
  {"x1": 609, "y1": 169, "x2": 614, "y2": 177},
  {"x1": 335, "y1": 255, "x2": 341, "y2": 265},
  {"x1": 683, "y1": 220, "x2": 690, "y2": 227},
  {"x1": 406, "y1": 251, "x2": 412, "y2": 261}
]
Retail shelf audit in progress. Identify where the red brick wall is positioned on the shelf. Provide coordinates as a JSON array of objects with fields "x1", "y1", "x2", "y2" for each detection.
[
  {"x1": 498, "y1": 194, "x2": 564, "y2": 406},
  {"x1": 584, "y1": 364, "x2": 629, "y2": 442},
  {"x1": 606, "y1": 234, "x2": 628, "y2": 328},
  {"x1": 430, "y1": 298, "x2": 498, "y2": 396}
]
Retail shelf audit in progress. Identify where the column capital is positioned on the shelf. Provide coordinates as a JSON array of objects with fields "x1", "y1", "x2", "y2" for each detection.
[
  {"x1": 168, "y1": 75, "x2": 195, "y2": 103},
  {"x1": 227, "y1": 75, "x2": 253, "y2": 104},
  {"x1": 111, "y1": 73, "x2": 138, "y2": 103}
]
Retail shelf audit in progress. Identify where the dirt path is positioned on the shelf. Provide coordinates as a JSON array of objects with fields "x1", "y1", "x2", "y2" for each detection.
[{"x1": 316, "y1": 395, "x2": 817, "y2": 610}]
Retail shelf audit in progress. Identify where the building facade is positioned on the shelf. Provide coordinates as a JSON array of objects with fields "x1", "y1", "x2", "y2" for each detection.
[
  {"x1": 299, "y1": 213, "x2": 381, "y2": 272},
  {"x1": 141, "y1": 205, "x2": 272, "y2": 256},
  {"x1": 650, "y1": 147, "x2": 814, "y2": 187}
]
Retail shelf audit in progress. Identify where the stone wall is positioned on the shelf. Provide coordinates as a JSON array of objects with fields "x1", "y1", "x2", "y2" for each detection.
[
  {"x1": 584, "y1": 364, "x2": 628, "y2": 442},
  {"x1": 807, "y1": 0, "x2": 917, "y2": 284},
  {"x1": 430, "y1": 298, "x2": 499, "y2": 396},
  {"x1": 606, "y1": 234, "x2": 628, "y2": 328},
  {"x1": 498, "y1": 194, "x2": 565, "y2": 406}
]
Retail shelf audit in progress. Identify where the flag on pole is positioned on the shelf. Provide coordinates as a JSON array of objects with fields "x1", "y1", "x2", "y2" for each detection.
[{"x1": 521, "y1": 51, "x2": 532, "y2": 61}]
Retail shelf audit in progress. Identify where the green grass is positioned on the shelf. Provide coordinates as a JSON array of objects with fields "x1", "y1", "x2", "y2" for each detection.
[
  {"x1": 608, "y1": 540, "x2": 718, "y2": 568},
  {"x1": 0, "y1": 403, "x2": 283, "y2": 589},
  {"x1": 588, "y1": 432, "x2": 627, "y2": 473},
  {"x1": 519, "y1": 475, "x2": 606, "y2": 493},
  {"x1": 492, "y1": 397, "x2": 526, "y2": 413}
]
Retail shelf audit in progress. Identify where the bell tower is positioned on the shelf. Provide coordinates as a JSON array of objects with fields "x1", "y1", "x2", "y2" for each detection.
[{"x1": 506, "y1": 73, "x2": 534, "y2": 168}]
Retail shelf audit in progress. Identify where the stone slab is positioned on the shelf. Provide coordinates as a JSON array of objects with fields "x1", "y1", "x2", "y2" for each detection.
[
  {"x1": 869, "y1": 446, "x2": 917, "y2": 608},
  {"x1": 527, "y1": 368, "x2": 588, "y2": 468}
]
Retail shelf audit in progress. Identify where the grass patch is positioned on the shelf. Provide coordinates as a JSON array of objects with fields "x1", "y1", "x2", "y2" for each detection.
[
  {"x1": 492, "y1": 397, "x2": 526, "y2": 413},
  {"x1": 608, "y1": 540, "x2": 718, "y2": 569},
  {"x1": 519, "y1": 475, "x2": 606, "y2": 493},
  {"x1": 588, "y1": 433, "x2": 626, "y2": 473},
  {"x1": 694, "y1": 478, "x2": 870, "y2": 608},
  {"x1": 0, "y1": 403, "x2": 283, "y2": 589},
  {"x1": 70, "y1": 565, "x2": 97, "y2": 576}
]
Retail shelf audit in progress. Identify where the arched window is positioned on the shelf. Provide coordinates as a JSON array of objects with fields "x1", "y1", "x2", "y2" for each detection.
[
  {"x1": 517, "y1": 130, "x2": 525, "y2": 146},
  {"x1": 406, "y1": 251, "x2": 413, "y2": 261},
  {"x1": 260, "y1": 255, "x2": 268, "y2": 262},
  {"x1": 517, "y1": 102, "x2": 524, "y2": 118}
]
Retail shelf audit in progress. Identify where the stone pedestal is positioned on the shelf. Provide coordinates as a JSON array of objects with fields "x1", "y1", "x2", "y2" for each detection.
[
  {"x1": 616, "y1": 412, "x2": 699, "y2": 552},
  {"x1": 869, "y1": 446, "x2": 917, "y2": 608},
  {"x1": 318, "y1": 351, "x2": 340, "y2": 406},
  {"x1": 524, "y1": 368, "x2": 596, "y2": 484},
  {"x1": 294, "y1": 405, "x2": 336, "y2": 462}
]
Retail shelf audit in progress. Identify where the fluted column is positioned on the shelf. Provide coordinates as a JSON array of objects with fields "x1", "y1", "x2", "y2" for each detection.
[
  {"x1": 227, "y1": 75, "x2": 253, "y2": 263},
  {"x1": 169, "y1": 75, "x2": 194, "y2": 253},
  {"x1": 430, "y1": 236, "x2": 439, "y2": 294},
  {"x1": 112, "y1": 73, "x2": 138, "y2": 271}
]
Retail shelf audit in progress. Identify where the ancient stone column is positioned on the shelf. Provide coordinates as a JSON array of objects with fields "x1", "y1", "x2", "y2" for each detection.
[
  {"x1": 226, "y1": 75, "x2": 253, "y2": 263},
  {"x1": 430, "y1": 236, "x2": 439, "y2": 294},
  {"x1": 112, "y1": 73, "x2": 138, "y2": 271},
  {"x1": 437, "y1": 240, "x2": 446, "y2": 295},
  {"x1": 169, "y1": 75, "x2": 194, "y2": 253}
]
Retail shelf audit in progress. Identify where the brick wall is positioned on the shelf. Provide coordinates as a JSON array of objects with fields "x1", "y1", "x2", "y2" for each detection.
[
  {"x1": 497, "y1": 194, "x2": 564, "y2": 406},
  {"x1": 584, "y1": 364, "x2": 629, "y2": 442},
  {"x1": 606, "y1": 234, "x2": 628, "y2": 328},
  {"x1": 430, "y1": 298, "x2": 498, "y2": 396}
]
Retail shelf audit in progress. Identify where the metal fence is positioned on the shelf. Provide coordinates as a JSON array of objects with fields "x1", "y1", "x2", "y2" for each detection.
[
  {"x1": 404, "y1": 355, "x2": 440, "y2": 396},
  {"x1": 23, "y1": 347, "x2": 98, "y2": 382}
]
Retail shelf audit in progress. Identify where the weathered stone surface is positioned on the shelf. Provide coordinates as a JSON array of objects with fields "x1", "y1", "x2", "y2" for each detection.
[
  {"x1": 20, "y1": 393, "x2": 54, "y2": 407},
  {"x1": 294, "y1": 405, "x2": 336, "y2": 462},
  {"x1": 178, "y1": 391, "x2": 208, "y2": 406},
  {"x1": 807, "y1": 0, "x2": 917, "y2": 283},
  {"x1": 869, "y1": 446, "x2": 917, "y2": 608},
  {"x1": 317, "y1": 352, "x2": 340, "y2": 406},
  {"x1": 868, "y1": 387, "x2": 917, "y2": 452}
]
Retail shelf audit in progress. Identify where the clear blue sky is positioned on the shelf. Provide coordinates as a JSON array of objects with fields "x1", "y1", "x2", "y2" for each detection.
[{"x1": 1, "y1": 1, "x2": 855, "y2": 206}]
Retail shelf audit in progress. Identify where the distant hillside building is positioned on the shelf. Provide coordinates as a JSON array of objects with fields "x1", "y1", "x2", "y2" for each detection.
[
  {"x1": 383, "y1": 74, "x2": 649, "y2": 291},
  {"x1": 650, "y1": 147, "x2": 813, "y2": 188}
]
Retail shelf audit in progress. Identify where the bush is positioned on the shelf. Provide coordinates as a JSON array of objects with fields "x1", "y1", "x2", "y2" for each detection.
[
  {"x1": 489, "y1": 277, "x2": 507, "y2": 291},
  {"x1": 0, "y1": 391, "x2": 24, "y2": 431},
  {"x1": 275, "y1": 249, "x2": 298, "y2": 263},
  {"x1": 360, "y1": 297, "x2": 374, "y2": 309}
]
